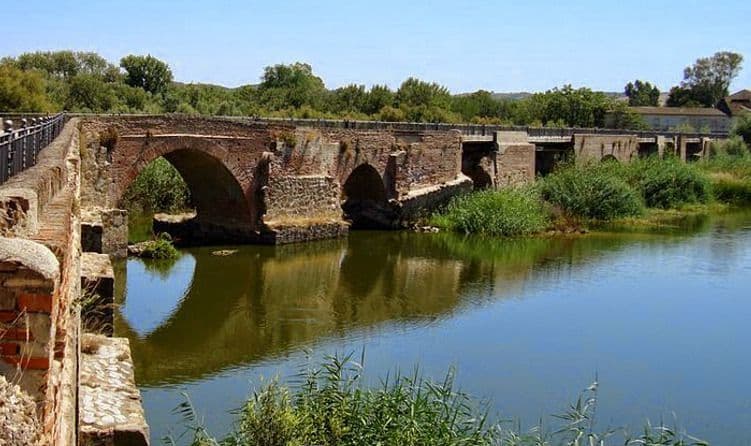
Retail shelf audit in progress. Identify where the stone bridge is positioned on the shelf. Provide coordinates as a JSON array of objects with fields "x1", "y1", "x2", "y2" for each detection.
[
  {"x1": 0, "y1": 113, "x2": 726, "y2": 445},
  {"x1": 79, "y1": 115, "x2": 471, "y2": 249}
]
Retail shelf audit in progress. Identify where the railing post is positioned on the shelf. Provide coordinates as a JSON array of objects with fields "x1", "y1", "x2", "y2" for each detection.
[
  {"x1": 20, "y1": 119, "x2": 28, "y2": 170},
  {"x1": 4, "y1": 120, "x2": 14, "y2": 181}
]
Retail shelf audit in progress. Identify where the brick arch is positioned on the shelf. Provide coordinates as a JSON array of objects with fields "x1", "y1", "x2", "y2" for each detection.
[
  {"x1": 112, "y1": 136, "x2": 257, "y2": 228},
  {"x1": 341, "y1": 163, "x2": 397, "y2": 229}
]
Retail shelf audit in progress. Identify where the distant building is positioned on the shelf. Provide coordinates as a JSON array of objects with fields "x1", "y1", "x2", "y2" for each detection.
[
  {"x1": 628, "y1": 106, "x2": 731, "y2": 133},
  {"x1": 718, "y1": 89, "x2": 751, "y2": 117}
]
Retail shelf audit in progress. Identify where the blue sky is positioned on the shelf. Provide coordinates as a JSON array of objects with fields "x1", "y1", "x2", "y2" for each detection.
[{"x1": 3, "y1": 0, "x2": 750, "y2": 93}]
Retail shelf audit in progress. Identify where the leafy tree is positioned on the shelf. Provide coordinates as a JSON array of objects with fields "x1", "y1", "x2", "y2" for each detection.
[
  {"x1": 624, "y1": 80, "x2": 660, "y2": 106},
  {"x1": 10, "y1": 51, "x2": 118, "y2": 80},
  {"x1": 331, "y1": 84, "x2": 367, "y2": 113},
  {"x1": 666, "y1": 86, "x2": 702, "y2": 107},
  {"x1": 396, "y1": 77, "x2": 451, "y2": 109},
  {"x1": 451, "y1": 90, "x2": 502, "y2": 121},
  {"x1": 0, "y1": 64, "x2": 53, "y2": 112},
  {"x1": 668, "y1": 51, "x2": 744, "y2": 107},
  {"x1": 258, "y1": 62, "x2": 326, "y2": 110},
  {"x1": 362, "y1": 85, "x2": 395, "y2": 115},
  {"x1": 535, "y1": 85, "x2": 611, "y2": 128},
  {"x1": 607, "y1": 101, "x2": 649, "y2": 130},
  {"x1": 120, "y1": 54, "x2": 173, "y2": 95},
  {"x1": 65, "y1": 74, "x2": 116, "y2": 112}
]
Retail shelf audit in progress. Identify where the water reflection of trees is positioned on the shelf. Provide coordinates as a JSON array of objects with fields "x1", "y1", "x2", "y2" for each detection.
[{"x1": 116, "y1": 217, "x2": 721, "y2": 386}]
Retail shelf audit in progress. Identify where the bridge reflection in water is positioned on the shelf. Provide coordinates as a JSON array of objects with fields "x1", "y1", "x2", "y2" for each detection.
[
  {"x1": 114, "y1": 231, "x2": 648, "y2": 385},
  {"x1": 112, "y1": 213, "x2": 751, "y2": 443}
]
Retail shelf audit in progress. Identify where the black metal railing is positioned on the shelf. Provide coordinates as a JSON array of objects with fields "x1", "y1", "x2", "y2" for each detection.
[{"x1": 0, "y1": 113, "x2": 65, "y2": 185}]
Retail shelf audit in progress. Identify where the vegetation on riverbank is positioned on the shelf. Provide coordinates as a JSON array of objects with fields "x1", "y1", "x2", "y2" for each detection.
[
  {"x1": 170, "y1": 354, "x2": 706, "y2": 446},
  {"x1": 430, "y1": 188, "x2": 548, "y2": 236},
  {"x1": 434, "y1": 144, "x2": 751, "y2": 236}
]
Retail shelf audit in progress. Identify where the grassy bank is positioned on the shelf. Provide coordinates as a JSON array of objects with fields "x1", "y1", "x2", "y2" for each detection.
[
  {"x1": 433, "y1": 153, "x2": 750, "y2": 236},
  {"x1": 171, "y1": 355, "x2": 705, "y2": 446}
]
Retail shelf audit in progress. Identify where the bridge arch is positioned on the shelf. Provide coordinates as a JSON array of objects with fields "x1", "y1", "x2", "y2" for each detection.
[
  {"x1": 341, "y1": 163, "x2": 392, "y2": 229},
  {"x1": 113, "y1": 136, "x2": 257, "y2": 234}
]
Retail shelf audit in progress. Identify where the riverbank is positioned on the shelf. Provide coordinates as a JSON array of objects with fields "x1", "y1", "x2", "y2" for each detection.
[{"x1": 431, "y1": 154, "x2": 751, "y2": 237}]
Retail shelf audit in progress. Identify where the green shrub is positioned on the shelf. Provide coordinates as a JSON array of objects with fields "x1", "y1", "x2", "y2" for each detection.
[
  {"x1": 699, "y1": 154, "x2": 751, "y2": 179},
  {"x1": 121, "y1": 157, "x2": 191, "y2": 212},
  {"x1": 626, "y1": 157, "x2": 711, "y2": 209},
  {"x1": 434, "y1": 188, "x2": 549, "y2": 236},
  {"x1": 711, "y1": 174, "x2": 751, "y2": 205},
  {"x1": 139, "y1": 236, "x2": 179, "y2": 260},
  {"x1": 731, "y1": 112, "x2": 751, "y2": 146},
  {"x1": 709, "y1": 136, "x2": 749, "y2": 158},
  {"x1": 541, "y1": 164, "x2": 643, "y2": 220}
]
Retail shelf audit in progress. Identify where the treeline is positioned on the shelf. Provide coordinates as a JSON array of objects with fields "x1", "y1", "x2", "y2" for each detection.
[
  {"x1": 0, "y1": 50, "x2": 646, "y2": 128},
  {"x1": 0, "y1": 50, "x2": 743, "y2": 128}
]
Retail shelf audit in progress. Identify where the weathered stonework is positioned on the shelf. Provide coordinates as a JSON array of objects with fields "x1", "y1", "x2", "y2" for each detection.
[
  {"x1": 81, "y1": 208, "x2": 128, "y2": 259},
  {"x1": 81, "y1": 253, "x2": 115, "y2": 336},
  {"x1": 79, "y1": 334, "x2": 149, "y2": 446},
  {"x1": 573, "y1": 134, "x2": 639, "y2": 163},
  {"x1": 495, "y1": 131, "x2": 536, "y2": 187},
  {"x1": 79, "y1": 115, "x2": 467, "y2": 243},
  {"x1": 0, "y1": 118, "x2": 83, "y2": 445}
]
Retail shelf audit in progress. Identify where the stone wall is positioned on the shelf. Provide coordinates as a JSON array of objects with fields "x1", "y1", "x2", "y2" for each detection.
[
  {"x1": 399, "y1": 176, "x2": 473, "y2": 221},
  {"x1": 0, "y1": 120, "x2": 77, "y2": 238},
  {"x1": 0, "y1": 119, "x2": 82, "y2": 445},
  {"x1": 495, "y1": 132, "x2": 536, "y2": 187},
  {"x1": 79, "y1": 115, "x2": 466, "y2": 242},
  {"x1": 572, "y1": 134, "x2": 639, "y2": 163},
  {"x1": 263, "y1": 175, "x2": 341, "y2": 224}
]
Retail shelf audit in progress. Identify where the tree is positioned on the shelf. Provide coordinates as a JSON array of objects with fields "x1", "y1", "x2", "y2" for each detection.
[
  {"x1": 120, "y1": 54, "x2": 173, "y2": 95},
  {"x1": 363, "y1": 85, "x2": 395, "y2": 115},
  {"x1": 331, "y1": 84, "x2": 367, "y2": 113},
  {"x1": 668, "y1": 51, "x2": 744, "y2": 107},
  {"x1": 0, "y1": 64, "x2": 53, "y2": 112},
  {"x1": 624, "y1": 80, "x2": 660, "y2": 106},
  {"x1": 535, "y1": 85, "x2": 611, "y2": 128},
  {"x1": 451, "y1": 90, "x2": 502, "y2": 121},
  {"x1": 396, "y1": 77, "x2": 451, "y2": 109},
  {"x1": 258, "y1": 63, "x2": 326, "y2": 110},
  {"x1": 66, "y1": 75, "x2": 116, "y2": 112}
]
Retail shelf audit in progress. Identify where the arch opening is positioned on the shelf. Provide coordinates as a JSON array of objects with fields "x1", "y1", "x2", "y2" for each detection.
[
  {"x1": 601, "y1": 154, "x2": 619, "y2": 163},
  {"x1": 341, "y1": 164, "x2": 395, "y2": 230},
  {"x1": 461, "y1": 142, "x2": 494, "y2": 190},
  {"x1": 120, "y1": 149, "x2": 254, "y2": 244}
]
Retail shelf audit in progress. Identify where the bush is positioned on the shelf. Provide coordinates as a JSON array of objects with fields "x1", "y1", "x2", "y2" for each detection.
[
  {"x1": 709, "y1": 136, "x2": 749, "y2": 158},
  {"x1": 731, "y1": 112, "x2": 751, "y2": 146},
  {"x1": 541, "y1": 164, "x2": 643, "y2": 220},
  {"x1": 626, "y1": 157, "x2": 711, "y2": 209},
  {"x1": 710, "y1": 174, "x2": 751, "y2": 205},
  {"x1": 139, "y1": 235, "x2": 179, "y2": 260},
  {"x1": 121, "y1": 157, "x2": 191, "y2": 212},
  {"x1": 433, "y1": 188, "x2": 549, "y2": 236},
  {"x1": 699, "y1": 154, "x2": 751, "y2": 179}
]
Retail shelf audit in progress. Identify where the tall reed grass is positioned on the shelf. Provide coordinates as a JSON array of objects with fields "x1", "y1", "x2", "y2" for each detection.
[{"x1": 168, "y1": 354, "x2": 708, "y2": 446}]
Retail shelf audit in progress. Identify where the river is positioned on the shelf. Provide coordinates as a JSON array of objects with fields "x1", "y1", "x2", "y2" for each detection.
[{"x1": 115, "y1": 211, "x2": 751, "y2": 444}]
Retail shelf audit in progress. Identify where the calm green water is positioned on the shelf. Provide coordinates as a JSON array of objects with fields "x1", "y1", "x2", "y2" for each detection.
[{"x1": 115, "y1": 212, "x2": 751, "y2": 445}]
